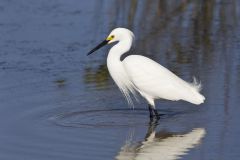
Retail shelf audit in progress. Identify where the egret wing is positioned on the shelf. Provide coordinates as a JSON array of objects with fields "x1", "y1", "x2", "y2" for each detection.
[{"x1": 123, "y1": 55, "x2": 197, "y2": 101}]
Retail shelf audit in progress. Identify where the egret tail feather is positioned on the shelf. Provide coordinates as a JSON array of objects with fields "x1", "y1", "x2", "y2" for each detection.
[{"x1": 191, "y1": 77, "x2": 202, "y2": 92}]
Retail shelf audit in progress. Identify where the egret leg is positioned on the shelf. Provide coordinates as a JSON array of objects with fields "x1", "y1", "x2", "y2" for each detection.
[{"x1": 148, "y1": 104, "x2": 154, "y2": 119}]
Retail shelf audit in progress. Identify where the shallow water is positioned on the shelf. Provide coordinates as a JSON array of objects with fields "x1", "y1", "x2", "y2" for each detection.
[{"x1": 0, "y1": 0, "x2": 240, "y2": 159}]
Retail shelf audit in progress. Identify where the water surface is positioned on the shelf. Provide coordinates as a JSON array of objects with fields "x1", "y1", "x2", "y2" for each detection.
[{"x1": 0, "y1": 0, "x2": 240, "y2": 159}]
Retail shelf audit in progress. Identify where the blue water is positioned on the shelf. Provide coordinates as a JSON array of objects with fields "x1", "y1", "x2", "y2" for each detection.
[{"x1": 0, "y1": 0, "x2": 240, "y2": 159}]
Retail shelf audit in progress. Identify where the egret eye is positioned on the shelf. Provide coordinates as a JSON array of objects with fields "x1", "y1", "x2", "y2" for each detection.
[{"x1": 111, "y1": 35, "x2": 115, "y2": 39}]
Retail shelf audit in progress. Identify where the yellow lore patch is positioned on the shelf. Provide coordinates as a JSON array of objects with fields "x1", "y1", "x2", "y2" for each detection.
[{"x1": 106, "y1": 35, "x2": 115, "y2": 41}]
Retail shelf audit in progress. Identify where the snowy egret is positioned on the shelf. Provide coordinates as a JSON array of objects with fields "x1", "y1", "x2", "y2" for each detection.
[{"x1": 87, "y1": 28, "x2": 205, "y2": 120}]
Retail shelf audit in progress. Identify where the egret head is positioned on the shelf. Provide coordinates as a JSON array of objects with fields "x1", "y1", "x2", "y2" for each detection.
[
  {"x1": 107, "y1": 28, "x2": 134, "y2": 44},
  {"x1": 87, "y1": 28, "x2": 134, "y2": 55}
]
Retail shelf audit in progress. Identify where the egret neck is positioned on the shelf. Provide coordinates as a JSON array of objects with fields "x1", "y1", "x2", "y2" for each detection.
[{"x1": 107, "y1": 36, "x2": 136, "y2": 105}]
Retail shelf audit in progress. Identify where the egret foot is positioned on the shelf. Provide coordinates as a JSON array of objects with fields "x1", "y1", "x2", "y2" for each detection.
[
  {"x1": 149, "y1": 117, "x2": 159, "y2": 126},
  {"x1": 153, "y1": 109, "x2": 160, "y2": 120}
]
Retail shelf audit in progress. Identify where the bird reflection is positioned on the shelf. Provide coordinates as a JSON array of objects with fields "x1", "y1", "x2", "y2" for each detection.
[{"x1": 115, "y1": 123, "x2": 206, "y2": 160}]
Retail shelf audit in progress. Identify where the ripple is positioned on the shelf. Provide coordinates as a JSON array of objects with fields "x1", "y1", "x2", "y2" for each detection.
[{"x1": 49, "y1": 108, "x2": 180, "y2": 128}]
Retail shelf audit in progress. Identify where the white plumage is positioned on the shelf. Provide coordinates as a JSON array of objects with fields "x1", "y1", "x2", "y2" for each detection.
[
  {"x1": 123, "y1": 55, "x2": 204, "y2": 105},
  {"x1": 88, "y1": 28, "x2": 205, "y2": 119}
]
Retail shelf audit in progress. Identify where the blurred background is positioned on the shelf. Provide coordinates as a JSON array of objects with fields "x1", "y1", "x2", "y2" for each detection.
[{"x1": 0, "y1": 0, "x2": 240, "y2": 160}]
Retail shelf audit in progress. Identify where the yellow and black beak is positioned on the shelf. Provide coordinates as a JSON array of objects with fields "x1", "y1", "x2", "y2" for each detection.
[{"x1": 87, "y1": 36, "x2": 114, "y2": 56}]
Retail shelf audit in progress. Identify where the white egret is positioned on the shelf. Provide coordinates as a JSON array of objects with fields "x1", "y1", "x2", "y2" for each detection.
[{"x1": 87, "y1": 28, "x2": 205, "y2": 119}]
